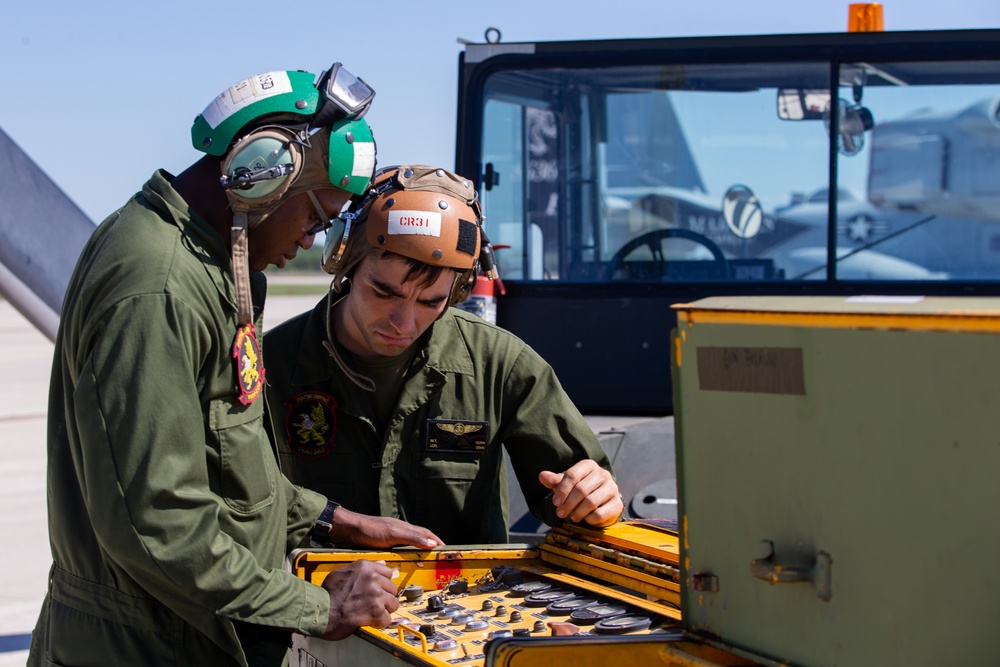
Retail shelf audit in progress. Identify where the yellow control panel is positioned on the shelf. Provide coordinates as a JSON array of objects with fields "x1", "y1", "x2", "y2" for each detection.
[{"x1": 288, "y1": 521, "x2": 696, "y2": 667}]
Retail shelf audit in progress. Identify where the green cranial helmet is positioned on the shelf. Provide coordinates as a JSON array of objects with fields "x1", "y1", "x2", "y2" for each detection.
[
  {"x1": 192, "y1": 65, "x2": 375, "y2": 156},
  {"x1": 191, "y1": 64, "x2": 377, "y2": 198},
  {"x1": 193, "y1": 64, "x2": 378, "y2": 326},
  {"x1": 192, "y1": 70, "x2": 321, "y2": 156}
]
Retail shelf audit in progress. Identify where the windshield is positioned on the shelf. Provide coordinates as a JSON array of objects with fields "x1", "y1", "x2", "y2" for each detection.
[{"x1": 478, "y1": 59, "x2": 1000, "y2": 283}]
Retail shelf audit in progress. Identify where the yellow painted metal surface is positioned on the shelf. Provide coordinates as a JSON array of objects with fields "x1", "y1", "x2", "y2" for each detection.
[
  {"x1": 486, "y1": 637, "x2": 760, "y2": 666},
  {"x1": 289, "y1": 523, "x2": 745, "y2": 667},
  {"x1": 675, "y1": 295, "x2": 1000, "y2": 333},
  {"x1": 553, "y1": 520, "x2": 680, "y2": 566},
  {"x1": 291, "y1": 546, "x2": 539, "y2": 591}
]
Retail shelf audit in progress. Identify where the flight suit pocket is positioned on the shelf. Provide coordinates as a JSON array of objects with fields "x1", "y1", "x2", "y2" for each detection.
[
  {"x1": 210, "y1": 397, "x2": 275, "y2": 513},
  {"x1": 416, "y1": 452, "x2": 483, "y2": 480}
]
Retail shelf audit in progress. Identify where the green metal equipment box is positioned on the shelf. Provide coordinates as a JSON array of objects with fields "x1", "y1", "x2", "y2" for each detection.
[{"x1": 672, "y1": 296, "x2": 1000, "y2": 666}]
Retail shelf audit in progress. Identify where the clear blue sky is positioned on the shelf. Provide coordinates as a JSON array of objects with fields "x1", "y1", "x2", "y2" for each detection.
[{"x1": 3, "y1": 0, "x2": 999, "y2": 223}]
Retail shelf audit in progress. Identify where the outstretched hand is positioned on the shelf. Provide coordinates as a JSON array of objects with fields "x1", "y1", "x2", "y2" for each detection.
[
  {"x1": 539, "y1": 459, "x2": 623, "y2": 528},
  {"x1": 321, "y1": 560, "x2": 399, "y2": 640},
  {"x1": 328, "y1": 507, "x2": 445, "y2": 550}
]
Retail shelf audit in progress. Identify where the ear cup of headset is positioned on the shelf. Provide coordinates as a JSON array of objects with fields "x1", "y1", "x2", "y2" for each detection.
[{"x1": 222, "y1": 128, "x2": 304, "y2": 205}]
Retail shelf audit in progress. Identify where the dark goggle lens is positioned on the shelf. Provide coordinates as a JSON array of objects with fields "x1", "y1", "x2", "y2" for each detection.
[{"x1": 306, "y1": 219, "x2": 334, "y2": 236}]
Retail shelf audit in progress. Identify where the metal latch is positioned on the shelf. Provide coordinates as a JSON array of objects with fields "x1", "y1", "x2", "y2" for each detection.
[
  {"x1": 749, "y1": 539, "x2": 832, "y2": 601},
  {"x1": 691, "y1": 572, "x2": 719, "y2": 592}
]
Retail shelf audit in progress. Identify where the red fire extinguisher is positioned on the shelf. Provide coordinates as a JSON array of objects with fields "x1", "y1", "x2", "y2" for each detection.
[{"x1": 456, "y1": 243, "x2": 508, "y2": 324}]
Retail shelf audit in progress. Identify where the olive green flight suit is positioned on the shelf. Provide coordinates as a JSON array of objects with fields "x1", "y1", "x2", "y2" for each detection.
[
  {"x1": 28, "y1": 171, "x2": 329, "y2": 667},
  {"x1": 263, "y1": 296, "x2": 614, "y2": 545}
]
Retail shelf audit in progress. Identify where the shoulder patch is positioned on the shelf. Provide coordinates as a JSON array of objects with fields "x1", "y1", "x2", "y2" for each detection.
[
  {"x1": 285, "y1": 391, "x2": 338, "y2": 457},
  {"x1": 233, "y1": 324, "x2": 265, "y2": 405}
]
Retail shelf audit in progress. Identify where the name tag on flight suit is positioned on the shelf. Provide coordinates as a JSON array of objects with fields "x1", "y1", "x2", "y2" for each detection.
[{"x1": 426, "y1": 420, "x2": 489, "y2": 454}]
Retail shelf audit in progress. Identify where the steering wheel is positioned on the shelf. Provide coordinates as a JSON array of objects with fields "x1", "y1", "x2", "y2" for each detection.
[{"x1": 606, "y1": 228, "x2": 730, "y2": 280}]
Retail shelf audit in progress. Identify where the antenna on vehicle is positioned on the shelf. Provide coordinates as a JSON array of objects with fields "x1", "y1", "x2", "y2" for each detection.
[{"x1": 457, "y1": 26, "x2": 503, "y2": 45}]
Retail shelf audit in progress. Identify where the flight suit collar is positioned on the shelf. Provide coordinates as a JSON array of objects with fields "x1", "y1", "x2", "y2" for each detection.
[
  {"x1": 141, "y1": 170, "x2": 267, "y2": 321},
  {"x1": 422, "y1": 310, "x2": 476, "y2": 378},
  {"x1": 142, "y1": 170, "x2": 228, "y2": 263}
]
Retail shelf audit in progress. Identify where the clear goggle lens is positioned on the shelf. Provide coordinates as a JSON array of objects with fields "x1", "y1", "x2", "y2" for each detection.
[{"x1": 320, "y1": 63, "x2": 375, "y2": 121}]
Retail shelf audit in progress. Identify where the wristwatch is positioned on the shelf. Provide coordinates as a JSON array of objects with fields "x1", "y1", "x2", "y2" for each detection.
[{"x1": 309, "y1": 500, "x2": 340, "y2": 548}]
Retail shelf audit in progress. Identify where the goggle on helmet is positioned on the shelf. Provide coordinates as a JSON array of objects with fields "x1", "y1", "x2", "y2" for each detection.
[
  {"x1": 323, "y1": 165, "x2": 500, "y2": 305},
  {"x1": 191, "y1": 64, "x2": 377, "y2": 203}
]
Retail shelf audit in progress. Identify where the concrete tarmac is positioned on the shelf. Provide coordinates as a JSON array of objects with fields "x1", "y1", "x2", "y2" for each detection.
[{"x1": 0, "y1": 301, "x2": 50, "y2": 666}]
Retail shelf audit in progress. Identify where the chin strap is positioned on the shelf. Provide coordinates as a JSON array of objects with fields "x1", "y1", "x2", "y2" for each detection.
[
  {"x1": 322, "y1": 289, "x2": 376, "y2": 392},
  {"x1": 231, "y1": 209, "x2": 254, "y2": 325}
]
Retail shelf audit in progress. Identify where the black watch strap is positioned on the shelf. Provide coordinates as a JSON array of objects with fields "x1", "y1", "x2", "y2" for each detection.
[{"x1": 310, "y1": 500, "x2": 340, "y2": 547}]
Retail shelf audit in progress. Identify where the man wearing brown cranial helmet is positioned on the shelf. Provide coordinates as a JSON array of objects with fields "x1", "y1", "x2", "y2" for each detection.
[{"x1": 263, "y1": 165, "x2": 622, "y2": 545}]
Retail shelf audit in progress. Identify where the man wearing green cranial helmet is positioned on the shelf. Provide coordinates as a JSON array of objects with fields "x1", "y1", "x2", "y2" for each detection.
[
  {"x1": 29, "y1": 64, "x2": 442, "y2": 667},
  {"x1": 191, "y1": 66, "x2": 378, "y2": 325}
]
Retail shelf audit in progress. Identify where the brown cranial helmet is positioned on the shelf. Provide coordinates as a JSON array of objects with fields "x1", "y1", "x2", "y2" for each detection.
[{"x1": 323, "y1": 165, "x2": 489, "y2": 305}]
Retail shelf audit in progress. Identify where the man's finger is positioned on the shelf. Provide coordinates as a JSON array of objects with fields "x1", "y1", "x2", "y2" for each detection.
[
  {"x1": 413, "y1": 528, "x2": 445, "y2": 548},
  {"x1": 576, "y1": 490, "x2": 624, "y2": 525},
  {"x1": 538, "y1": 470, "x2": 564, "y2": 490},
  {"x1": 553, "y1": 463, "x2": 606, "y2": 516},
  {"x1": 563, "y1": 477, "x2": 615, "y2": 521},
  {"x1": 393, "y1": 528, "x2": 444, "y2": 549}
]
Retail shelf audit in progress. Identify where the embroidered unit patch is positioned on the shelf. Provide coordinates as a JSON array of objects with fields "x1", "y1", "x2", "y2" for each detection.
[
  {"x1": 285, "y1": 391, "x2": 339, "y2": 457},
  {"x1": 232, "y1": 324, "x2": 265, "y2": 405}
]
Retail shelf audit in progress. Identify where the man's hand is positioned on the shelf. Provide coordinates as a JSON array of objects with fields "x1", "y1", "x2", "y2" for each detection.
[
  {"x1": 321, "y1": 560, "x2": 399, "y2": 640},
  {"x1": 327, "y1": 507, "x2": 445, "y2": 549},
  {"x1": 538, "y1": 460, "x2": 623, "y2": 528}
]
